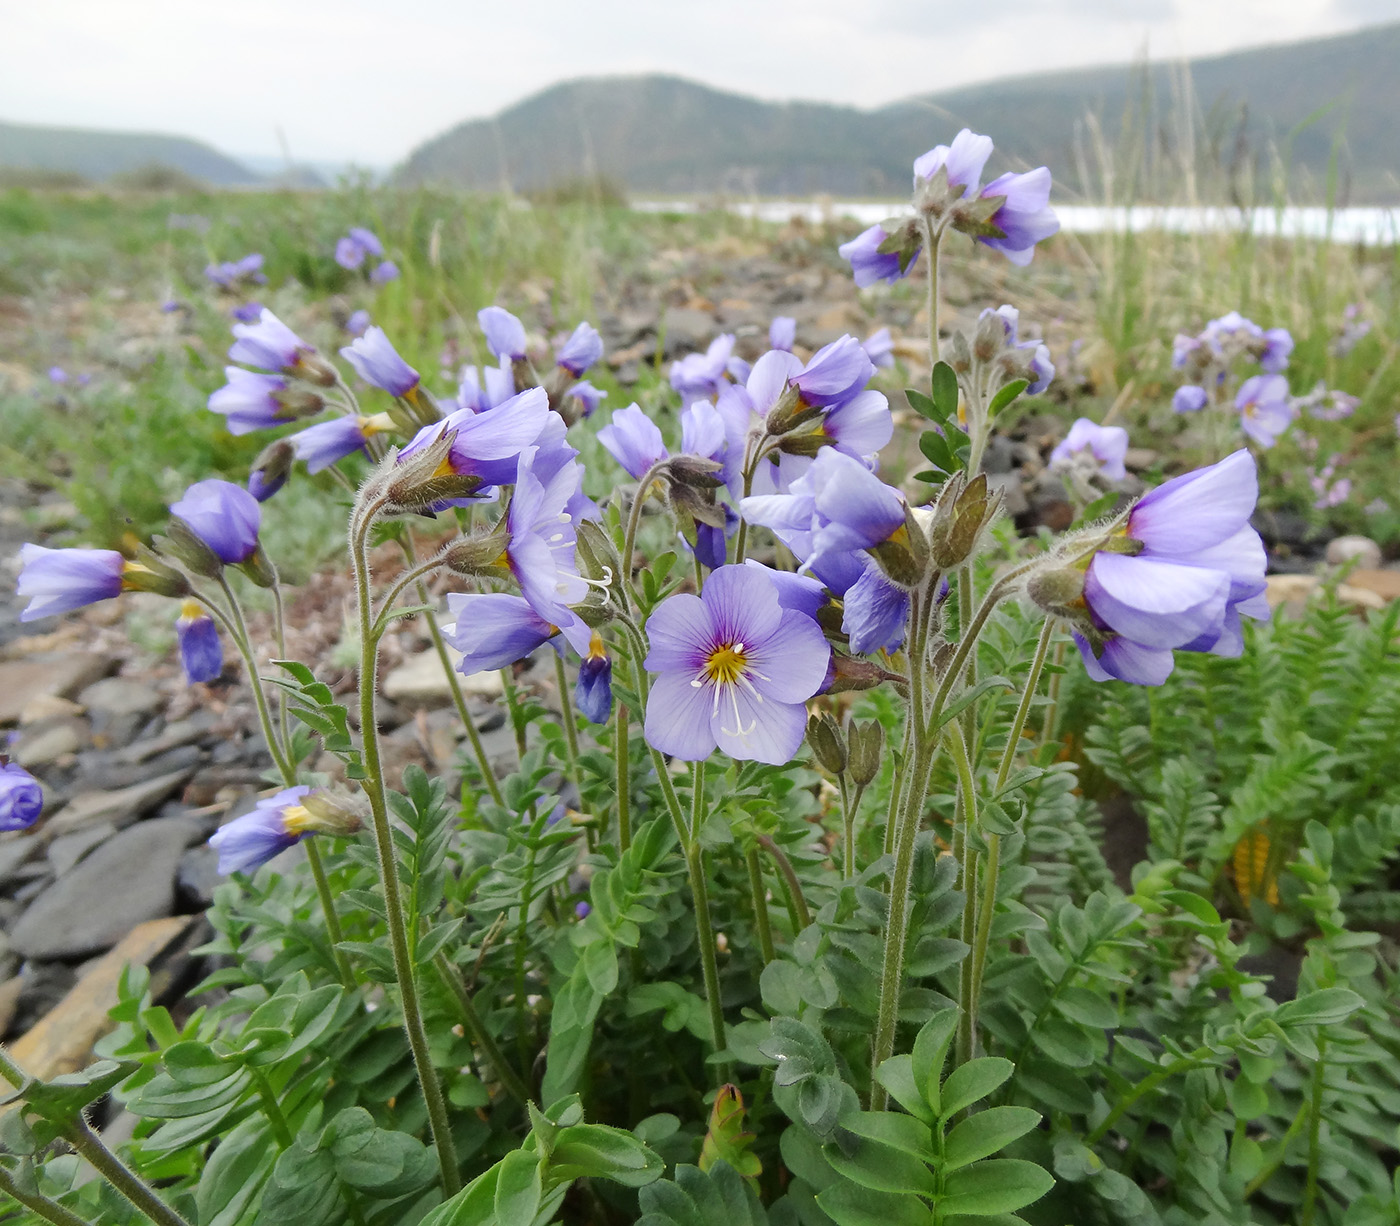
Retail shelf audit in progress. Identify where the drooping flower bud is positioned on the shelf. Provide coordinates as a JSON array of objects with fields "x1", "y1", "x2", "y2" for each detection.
[
  {"x1": 806, "y1": 712, "x2": 848, "y2": 776},
  {"x1": 575, "y1": 632, "x2": 613, "y2": 724},
  {"x1": 847, "y1": 720, "x2": 884, "y2": 786},
  {"x1": 176, "y1": 599, "x2": 223, "y2": 684},
  {"x1": 0, "y1": 761, "x2": 43, "y2": 832},
  {"x1": 249, "y1": 438, "x2": 295, "y2": 502}
]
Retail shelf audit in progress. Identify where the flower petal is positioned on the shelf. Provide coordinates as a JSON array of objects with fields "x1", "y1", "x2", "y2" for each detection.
[
  {"x1": 644, "y1": 672, "x2": 718, "y2": 761},
  {"x1": 1085, "y1": 554, "x2": 1229, "y2": 649},
  {"x1": 746, "y1": 615, "x2": 830, "y2": 702},
  {"x1": 643, "y1": 593, "x2": 713, "y2": 672},
  {"x1": 710, "y1": 685, "x2": 807, "y2": 765},
  {"x1": 1129, "y1": 450, "x2": 1257, "y2": 553},
  {"x1": 700, "y1": 563, "x2": 782, "y2": 647}
]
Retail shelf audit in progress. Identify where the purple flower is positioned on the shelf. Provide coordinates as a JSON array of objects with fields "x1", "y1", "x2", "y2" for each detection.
[
  {"x1": 670, "y1": 334, "x2": 735, "y2": 402},
  {"x1": 743, "y1": 559, "x2": 827, "y2": 619},
  {"x1": 229, "y1": 309, "x2": 315, "y2": 374},
  {"x1": 209, "y1": 785, "x2": 313, "y2": 874},
  {"x1": 1235, "y1": 374, "x2": 1294, "y2": 447},
  {"x1": 336, "y1": 236, "x2": 366, "y2": 269},
  {"x1": 248, "y1": 463, "x2": 287, "y2": 503},
  {"x1": 791, "y1": 336, "x2": 874, "y2": 409},
  {"x1": 1260, "y1": 327, "x2": 1293, "y2": 373},
  {"x1": 575, "y1": 632, "x2": 612, "y2": 724},
  {"x1": 290, "y1": 415, "x2": 387, "y2": 472},
  {"x1": 176, "y1": 600, "x2": 223, "y2": 683},
  {"x1": 1050, "y1": 418, "x2": 1130, "y2": 481},
  {"x1": 0, "y1": 763, "x2": 43, "y2": 832},
  {"x1": 1172, "y1": 333, "x2": 1202, "y2": 369},
  {"x1": 914, "y1": 129, "x2": 994, "y2": 194},
  {"x1": 370, "y1": 260, "x2": 399, "y2": 285},
  {"x1": 17, "y1": 544, "x2": 127, "y2": 621},
  {"x1": 340, "y1": 327, "x2": 420, "y2": 397},
  {"x1": 862, "y1": 327, "x2": 894, "y2": 369},
  {"x1": 345, "y1": 309, "x2": 371, "y2": 337},
  {"x1": 599, "y1": 405, "x2": 668, "y2": 479},
  {"x1": 443, "y1": 593, "x2": 558, "y2": 673},
  {"x1": 642, "y1": 563, "x2": 830, "y2": 763},
  {"x1": 554, "y1": 322, "x2": 603, "y2": 376},
  {"x1": 398, "y1": 387, "x2": 550, "y2": 491},
  {"x1": 977, "y1": 168, "x2": 1059, "y2": 265},
  {"x1": 479, "y1": 306, "x2": 527, "y2": 363},
  {"x1": 505, "y1": 446, "x2": 593, "y2": 654},
  {"x1": 1173, "y1": 385, "x2": 1209, "y2": 414},
  {"x1": 838, "y1": 224, "x2": 917, "y2": 288},
  {"x1": 1295, "y1": 382, "x2": 1358, "y2": 421},
  {"x1": 1204, "y1": 311, "x2": 1261, "y2": 348},
  {"x1": 48, "y1": 366, "x2": 68, "y2": 385},
  {"x1": 575, "y1": 901, "x2": 591, "y2": 919},
  {"x1": 568, "y1": 380, "x2": 606, "y2": 419},
  {"x1": 819, "y1": 390, "x2": 894, "y2": 461},
  {"x1": 230, "y1": 301, "x2": 263, "y2": 324},
  {"x1": 206, "y1": 253, "x2": 266, "y2": 289},
  {"x1": 208, "y1": 368, "x2": 293, "y2": 435},
  {"x1": 844, "y1": 562, "x2": 909, "y2": 654},
  {"x1": 770, "y1": 317, "x2": 797, "y2": 352},
  {"x1": 171, "y1": 480, "x2": 261, "y2": 564},
  {"x1": 457, "y1": 358, "x2": 516, "y2": 412},
  {"x1": 349, "y1": 227, "x2": 383, "y2": 257},
  {"x1": 1075, "y1": 449, "x2": 1267, "y2": 685}
]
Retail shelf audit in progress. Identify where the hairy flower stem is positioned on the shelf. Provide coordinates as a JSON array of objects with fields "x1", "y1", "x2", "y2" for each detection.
[
  {"x1": 688, "y1": 759, "x2": 730, "y2": 1083},
  {"x1": 0, "y1": 1164, "x2": 94, "y2": 1226},
  {"x1": 745, "y1": 846, "x2": 776, "y2": 964},
  {"x1": 0, "y1": 1051, "x2": 193, "y2": 1226},
  {"x1": 552, "y1": 651, "x2": 583, "y2": 789},
  {"x1": 757, "y1": 835, "x2": 812, "y2": 930},
  {"x1": 498, "y1": 667, "x2": 528, "y2": 763},
  {"x1": 209, "y1": 579, "x2": 293, "y2": 781},
  {"x1": 923, "y1": 219, "x2": 943, "y2": 368},
  {"x1": 198, "y1": 588, "x2": 354, "y2": 987},
  {"x1": 271, "y1": 578, "x2": 293, "y2": 760},
  {"x1": 949, "y1": 727, "x2": 980, "y2": 1068},
  {"x1": 615, "y1": 704, "x2": 632, "y2": 851},
  {"x1": 967, "y1": 618, "x2": 1056, "y2": 1032},
  {"x1": 351, "y1": 505, "x2": 461, "y2": 1197},
  {"x1": 839, "y1": 778, "x2": 867, "y2": 879},
  {"x1": 620, "y1": 460, "x2": 668, "y2": 610},
  {"x1": 433, "y1": 953, "x2": 531, "y2": 1107},
  {"x1": 1037, "y1": 635, "x2": 1067, "y2": 750}
]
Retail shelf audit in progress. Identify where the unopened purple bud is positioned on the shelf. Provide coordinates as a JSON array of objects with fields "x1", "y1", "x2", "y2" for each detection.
[
  {"x1": 345, "y1": 309, "x2": 371, "y2": 337},
  {"x1": 48, "y1": 367, "x2": 68, "y2": 385},
  {"x1": 1173, "y1": 385, "x2": 1209, "y2": 414},
  {"x1": 176, "y1": 599, "x2": 223, "y2": 684},
  {"x1": 340, "y1": 326, "x2": 420, "y2": 396},
  {"x1": 370, "y1": 260, "x2": 399, "y2": 285},
  {"x1": 555, "y1": 322, "x2": 603, "y2": 376},
  {"x1": 598, "y1": 404, "x2": 668, "y2": 479},
  {"x1": 479, "y1": 306, "x2": 527, "y2": 362},
  {"x1": 0, "y1": 763, "x2": 43, "y2": 832},
  {"x1": 17, "y1": 544, "x2": 130, "y2": 621},
  {"x1": 230, "y1": 301, "x2": 263, "y2": 324},
  {"x1": 575, "y1": 632, "x2": 612, "y2": 724},
  {"x1": 171, "y1": 479, "x2": 262, "y2": 564},
  {"x1": 575, "y1": 901, "x2": 591, "y2": 919}
]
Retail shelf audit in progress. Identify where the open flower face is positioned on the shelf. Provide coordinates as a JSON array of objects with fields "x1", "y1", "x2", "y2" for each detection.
[{"x1": 643, "y1": 564, "x2": 830, "y2": 764}]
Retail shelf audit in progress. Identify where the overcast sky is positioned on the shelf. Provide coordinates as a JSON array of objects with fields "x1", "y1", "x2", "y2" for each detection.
[{"x1": 2, "y1": 0, "x2": 1391, "y2": 166}]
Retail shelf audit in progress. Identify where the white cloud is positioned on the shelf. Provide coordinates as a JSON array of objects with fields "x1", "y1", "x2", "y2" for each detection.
[{"x1": 0, "y1": 0, "x2": 1382, "y2": 164}]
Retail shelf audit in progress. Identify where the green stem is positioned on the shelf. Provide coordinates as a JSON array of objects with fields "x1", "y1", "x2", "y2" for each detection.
[
  {"x1": 615, "y1": 704, "x2": 632, "y2": 851},
  {"x1": 967, "y1": 619, "x2": 1056, "y2": 1023},
  {"x1": 745, "y1": 846, "x2": 776, "y2": 964},
  {"x1": 949, "y1": 727, "x2": 980, "y2": 1068},
  {"x1": 499, "y1": 667, "x2": 527, "y2": 763},
  {"x1": 553, "y1": 651, "x2": 582, "y2": 791},
  {"x1": 304, "y1": 841, "x2": 355, "y2": 988},
  {"x1": 757, "y1": 835, "x2": 811, "y2": 930},
  {"x1": 1302, "y1": 1037, "x2": 1327, "y2": 1226},
  {"x1": 732, "y1": 454, "x2": 759, "y2": 566},
  {"x1": 271, "y1": 579, "x2": 293, "y2": 764},
  {"x1": 512, "y1": 827, "x2": 539, "y2": 1074},
  {"x1": 211, "y1": 577, "x2": 293, "y2": 781},
  {"x1": 620, "y1": 460, "x2": 668, "y2": 610},
  {"x1": 1243, "y1": 1101, "x2": 1309, "y2": 1199},
  {"x1": 839, "y1": 775, "x2": 855, "y2": 879},
  {"x1": 1037, "y1": 636, "x2": 1067, "y2": 751},
  {"x1": 0, "y1": 1163, "x2": 94, "y2": 1226},
  {"x1": 68, "y1": 1116, "x2": 191, "y2": 1226},
  {"x1": 842, "y1": 781, "x2": 867, "y2": 879},
  {"x1": 434, "y1": 954, "x2": 531, "y2": 1108},
  {"x1": 1087, "y1": 1047, "x2": 1213, "y2": 1144},
  {"x1": 249, "y1": 1065, "x2": 294, "y2": 1149},
  {"x1": 687, "y1": 760, "x2": 729, "y2": 1082},
  {"x1": 923, "y1": 218, "x2": 942, "y2": 367},
  {"x1": 351, "y1": 504, "x2": 461, "y2": 1197}
]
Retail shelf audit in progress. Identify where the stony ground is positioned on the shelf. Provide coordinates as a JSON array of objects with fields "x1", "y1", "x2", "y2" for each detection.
[{"x1": 2, "y1": 228, "x2": 1398, "y2": 1115}]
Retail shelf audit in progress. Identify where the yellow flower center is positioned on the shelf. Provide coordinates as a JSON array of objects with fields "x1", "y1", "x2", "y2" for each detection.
[
  {"x1": 179, "y1": 597, "x2": 203, "y2": 620},
  {"x1": 281, "y1": 804, "x2": 314, "y2": 835},
  {"x1": 704, "y1": 642, "x2": 748, "y2": 686},
  {"x1": 587, "y1": 630, "x2": 607, "y2": 661}
]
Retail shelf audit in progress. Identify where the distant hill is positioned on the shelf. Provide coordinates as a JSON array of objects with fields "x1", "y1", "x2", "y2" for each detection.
[
  {"x1": 0, "y1": 120, "x2": 259, "y2": 187},
  {"x1": 398, "y1": 22, "x2": 1400, "y2": 203}
]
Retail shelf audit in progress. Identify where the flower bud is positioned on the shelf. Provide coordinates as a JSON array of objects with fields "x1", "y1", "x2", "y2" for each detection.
[
  {"x1": 249, "y1": 438, "x2": 294, "y2": 502},
  {"x1": 443, "y1": 529, "x2": 510, "y2": 577},
  {"x1": 806, "y1": 712, "x2": 847, "y2": 775},
  {"x1": 238, "y1": 542, "x2": 277, "y2": 589},
  {"x1": 827, "y1": 654, "x2": 902, "y2": 694},
  {"x1": 289, "y1": 789, "x2": 365, "y2": 837},
  {"x1": 944, "y1": 332, "x2": 973, "y2": 376},
  {"x1": 764, "y1": 384, "x2": 822, "y2": 436},
  {"x1": 926, "y1": 472, "x2": 998, "y2": 569},
  {"x1": 973, "y1": 311, "x2": 1008, "y2": 362},
  {"x1": 298, "y1": 352, "x2": 340, "y2": 388},
  {"x1": 574, "y1": 520, "x2": 621, "y2": 587},
  {"x1": 1026, "y1": 566, "x2": 1087, "y2": 616},
  {"x1": 847, "y1": 720, "x2": 884, "y2": 786},
  {"x1": 869, "y1": 506, "x2": 931, "y2": 588},
  {"x1": 384, "y1": 429, "x2": 484, "y2": 511},
  {"x1": 121, "y1": 548, "x2": 192, "y2": 599},
  {"x1": 666, "y1": 455, "x2": 726, "y2": 490},
  {"x1": 160, "y1": 518, "x2": 223, "y2": 579},
  {"x1": 776, "y1": 431, "x2": 829, "y2": 458}
]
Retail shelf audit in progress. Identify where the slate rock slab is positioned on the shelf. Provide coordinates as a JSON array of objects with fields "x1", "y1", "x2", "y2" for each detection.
[
  {"x1": 43, "y1": 767, "x2": 194, "y2": 838},
  {"x1": 0, "y1": 653, "x2": 118, "y2": 726},
  {"x1": 10, "y1": 817, "x2": 203, "y2": 960}
]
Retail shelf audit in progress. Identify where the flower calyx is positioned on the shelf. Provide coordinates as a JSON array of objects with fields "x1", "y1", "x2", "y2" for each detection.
[{"x1": 926, "y1": 471, "x2": 1000, "y2": 569}]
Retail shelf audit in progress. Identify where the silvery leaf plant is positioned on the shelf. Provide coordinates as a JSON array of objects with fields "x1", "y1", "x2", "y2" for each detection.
[{"x1": 4, "y1": 131, "x2": 1386, "y2": 1226}]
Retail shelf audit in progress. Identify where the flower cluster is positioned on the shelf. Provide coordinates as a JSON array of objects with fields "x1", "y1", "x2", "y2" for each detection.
[
  {"x1": 205, "y1": 253, "x2": 266, "y2": 291},
  {"x1": 1171, "y1": 311, "x2": 1309, "y2": 448},
  {"x1": 840, "y1": 129, "x2": 1060, "y2": 287},
  {"x1": 334, "y1": 226, "x2": 399, "y2": 283}
]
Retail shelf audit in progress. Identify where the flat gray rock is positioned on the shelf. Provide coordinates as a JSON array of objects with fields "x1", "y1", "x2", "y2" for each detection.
[
  {"x1": 10, "y1": 816, "x2": 203, "y2": 960},
  {"x1": 43, "y1": 768, "x2": 193, "y2": 838},
  {"x1": 0, "y1": 653, "x2": 118, "y2": 727},
  {"x1": 47, "y1": 823, "x2": 117, "y2": 877},
  {"x1": 77, "y1": 677, "x2": 165, "y2": 721}
]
